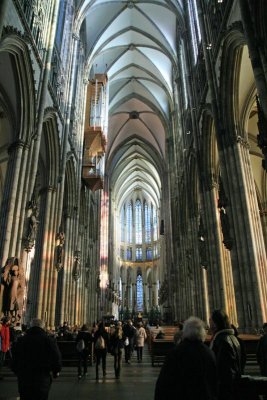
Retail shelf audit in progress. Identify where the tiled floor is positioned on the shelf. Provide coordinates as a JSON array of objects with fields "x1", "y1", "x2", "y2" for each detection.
[{"x1": 0, "y1": 346, "x2": 160, "y2": 400}]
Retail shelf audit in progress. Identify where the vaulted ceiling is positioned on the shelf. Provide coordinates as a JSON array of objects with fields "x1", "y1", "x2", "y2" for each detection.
[{"x1": 76, "y1": 0, "x2": 184, "y2": 207}]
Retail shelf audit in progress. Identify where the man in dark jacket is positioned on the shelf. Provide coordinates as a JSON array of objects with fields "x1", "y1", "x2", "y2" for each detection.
[
  {"x1": 12, "y1": 318, "x2": 62, "y2": 400},
  {"x1": 123, "y1": 319, "x2": 136, "y2": 363},
  {"x1": 257, "y1": 322, "x2": 267, "y2": 377},
  {"x1": 76, "y1": 323, "x2": 92, "y2": 379},
  {"x1": 155, "y1": 316, "x2": 217, "y2": 400},
  {"x1": 210, "y1": 309, "x2": 242, "y2": 400}
]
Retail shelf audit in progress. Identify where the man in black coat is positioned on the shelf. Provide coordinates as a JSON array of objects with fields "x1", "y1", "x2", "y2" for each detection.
[
  {"x1": 210, "y1": 309, "x2": 242, "y2": 400},
  {"x1": 154, "y1": 316, "x2": 217, "y2": 400},
  {"x1": 12, "y1": 318, "x2": 62, "y2": 400}
]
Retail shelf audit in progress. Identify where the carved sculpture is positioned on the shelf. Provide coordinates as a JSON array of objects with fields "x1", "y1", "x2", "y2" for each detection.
[
  {"x1": 1, "y1": 257, "x2": 25, "y2": 322},
  {"x1": 72, "y1": 251, "x2": 81, "y2": 281},
  {"x1": 55, "y1": 232, "x2": 65, "y2": 271},
  {"x1": 24, "y1": 199, "x2": 39, "y2": 251}
]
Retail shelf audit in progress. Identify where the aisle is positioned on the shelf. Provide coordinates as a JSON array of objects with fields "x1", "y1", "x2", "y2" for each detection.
[{"x1": 0, "y1": 344, "x2": 160, "y2": 400}]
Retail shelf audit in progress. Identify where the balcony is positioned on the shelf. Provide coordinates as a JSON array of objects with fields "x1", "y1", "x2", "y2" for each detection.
[{"x1": 82, "y1": 158, "x2": 104, "y2": 192}]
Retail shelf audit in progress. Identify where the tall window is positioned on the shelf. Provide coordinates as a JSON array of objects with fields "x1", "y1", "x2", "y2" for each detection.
[
  {"x1": 121, "y1": 205, "x2": 125, "y2": 242},
  {"x1": 144, "y1": 202, "x2": 151, "y2": 243},
  {"x1": 153, "y1": 206, "x2": 158, "y2": 241},
  {"x1": 126, "y1": 202, "x2": 133, "y2": 243},
  {"x1": 136, "y1": 274, "x2": 143, "y2": 311},
  {"x1": 55, "y1": 0, "x2": 66, "y2": 49},
  {"x1": 135, "y1": 199, "x2": 142, "y2": 244},
  {"x1": 126, "y1": 247, "x2": 132, "y2": 260},
  {"x1": 120, "y1": 196, "x2": 159, "y2": 261},
  {"x1": 146, "y1": 247, "x2": 152, "y2": 260},
  {"x1": 136, "y1": 247, "x2": 142, "y2": 261}
]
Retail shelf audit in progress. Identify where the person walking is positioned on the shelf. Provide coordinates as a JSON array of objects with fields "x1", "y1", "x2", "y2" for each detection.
[
  {"x1": 135, "y1": 321, "x2": 147, "y2": 362},
  {"x1": 0, "y1": 316, "x2": 11, "y2": 380},
  {"x1": 94, "y1": 321, "x2": 109, "y2": 380},
  {"x1": 210, "y1": 309, "x2": 242, "y2": 400},
  {"x1": 11, "y1": 318, "x2": 61, "y2": 400},
  {"x1": 76, "y1": 323, "x2": 93, "y2": 379},
  {"x1": 110, "y1": 321, "x2": 125, "y2": 378},
  {"x1": 123, "y1": 319, "x2": 136, "y2": 364},
  {"x1": 155, "y1": 316, "x2": 217, "y2": 400}
]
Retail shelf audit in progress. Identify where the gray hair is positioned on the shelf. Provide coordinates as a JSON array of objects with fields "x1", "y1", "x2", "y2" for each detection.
[
  {"x1": 182, "y1": 316, "x2": 206, "y2": 342},
  {"x1": 30, "y1": 318, "x2": 45, "y2": 329}
]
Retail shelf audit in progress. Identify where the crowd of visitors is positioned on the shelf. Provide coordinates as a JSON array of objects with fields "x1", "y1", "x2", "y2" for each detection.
[{"x1": 1, "y1": 310, "x2": 267, "y2": 399}]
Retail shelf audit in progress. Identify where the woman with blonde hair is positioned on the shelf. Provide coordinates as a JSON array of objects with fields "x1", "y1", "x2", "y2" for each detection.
[{"x1": 109, "y1": 321, "x2": 125, "y2": 378}]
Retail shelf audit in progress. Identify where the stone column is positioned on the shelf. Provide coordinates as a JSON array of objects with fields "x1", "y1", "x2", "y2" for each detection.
[
  {"x1": 0, "y1": 141, "x2": 26, "y2": 264},
  {"x1": 36, "y1": 186, "x2": 56, "y2": 320},
  {"x1": 227, "y1": 137, "x2": 267, "y2": 328}
]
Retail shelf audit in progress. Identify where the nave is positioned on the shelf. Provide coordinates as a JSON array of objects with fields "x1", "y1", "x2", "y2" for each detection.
[
  {"x1": 0, "y1": 342, "x2": 261, "y2": 400},
  {"x1": 0, "y1": 344, "x2": 159, "y2": 400}
]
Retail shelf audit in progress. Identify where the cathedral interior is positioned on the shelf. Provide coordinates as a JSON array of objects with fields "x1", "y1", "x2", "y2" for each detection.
[{"x1": 0, "y1": 0, "x2": 267, "y2": 334}]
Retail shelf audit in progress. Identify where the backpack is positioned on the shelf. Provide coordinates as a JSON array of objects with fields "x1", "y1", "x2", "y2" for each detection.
[
  {"x1": 95, "y1": 335, "x2": 105, "y2": 350},
  {"x1": 76, "y1": 339, "x2": 85, "y2": 352}
]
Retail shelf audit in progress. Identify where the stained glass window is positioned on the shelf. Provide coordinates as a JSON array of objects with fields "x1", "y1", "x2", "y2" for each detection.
[
  {"x1": 144, "y1": 202, "x2": 151, "y2": 243},
  {"x1": 136, "y1": 199, "x2": 142, "y2": 244},
  {"x1": 126, "y1": 202, "x2": 133, "y2": 243},
  {"x1": 136, "y1": 247, "x2": 142, "y2": 261},
  {"x1": 153, "y1": 206, "x2": 158, "y2": 241},
  {"x1": 136, "y1": 274, "x2": 143, "y2": 311},
  {"x1": 126, "y1": 247, "x2": 132, "y2": 260},
  {"x1": 146, "y1": 247, "x2": 152, "y2": 260},
  {"x1": 121, "y1": 205, "x2": 125, "y2": 242}
]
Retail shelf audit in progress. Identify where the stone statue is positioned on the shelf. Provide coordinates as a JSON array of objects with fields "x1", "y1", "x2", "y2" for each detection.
[
  {"x1": 55, "y1": 232, "x2": 65, "y2": 271},
  {"x1": 72, "y1": 251, "x2": 81, "y2": 281},
  {"x1": 1, "y1": 257, "x2": 25, "y2": 322},
  {"x1": 25, "y1": 201, "x2": 39, "y2": 251}
]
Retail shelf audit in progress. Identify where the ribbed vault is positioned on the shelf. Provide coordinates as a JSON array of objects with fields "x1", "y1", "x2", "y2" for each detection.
[{"x1": 77, "y1": 0, "x2": 184, "y2": 204}]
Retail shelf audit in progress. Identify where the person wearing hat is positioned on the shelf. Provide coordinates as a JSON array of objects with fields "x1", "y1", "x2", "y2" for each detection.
[
  {"x1": 11, "y1": 318, "x2": 62, "y2": 400},
  {"x1": 0, "y1": 316, "x2": 11, "y2": 380}
]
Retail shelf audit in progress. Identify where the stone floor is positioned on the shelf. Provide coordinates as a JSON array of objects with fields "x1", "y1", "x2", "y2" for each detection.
[
  {"x1": 0, "y1": 345, "x2": 160, "y2": 400},
  {"x1": 0, "y1": 343, "x2": 261, "y2": 400}
]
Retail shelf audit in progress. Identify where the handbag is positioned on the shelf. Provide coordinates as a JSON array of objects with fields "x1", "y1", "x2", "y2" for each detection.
[
  {"x1": 76, "y1": 339, "x2": 85, "y2": 352},
  {"x1": 124, "y1": 337, "x2": 129, "y2": 346}
]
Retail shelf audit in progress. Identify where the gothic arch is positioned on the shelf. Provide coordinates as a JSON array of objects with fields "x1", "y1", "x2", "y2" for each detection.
[
  {"x1": 0, "y1": 32, "x2": 36, "y2": 143},
  {"x1": 219, "y1": 27, "x2": 246, "y2": 139}
]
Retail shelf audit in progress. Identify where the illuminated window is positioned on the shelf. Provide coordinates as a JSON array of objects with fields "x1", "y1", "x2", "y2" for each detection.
[
  {"x1": 135, "y1": 199, "x2": 142, "y2": 244},
  {"x1": 146, "y1": 247, "x2": 152, "y2": 260},
  {"x1": 126, "y1": 202, "x2": 133, "y2": 243},
  {"x1": 144, "y1": 202, "x2": 151, "y2": 243},
  {"x1": 136, "y1": 247, "x2": 142, "y2": 261},
  {"x1": 121, "y1": 205, "x2": 125, "y2": 242},
  {"x1": 136, "y1": 274, "x2": 143, "y2": 311},
  {"x1": 126, "y1": 247, "x2": 132, "y2": 260},
  {"x1": 153, "y1": 206, "x2": 158, "y2": 241}
]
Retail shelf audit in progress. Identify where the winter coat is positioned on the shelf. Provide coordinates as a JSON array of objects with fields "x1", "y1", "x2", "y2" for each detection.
[
  {"x1": 76, "y1": 330, "x2": 92, "y2": 348},
  {"x1": 256, "y1": 333, "x2": 267, "y2": 376},
  {"x1": 12, "y1": 326, "x2": 62, "y2": 380},
  {"x1": 94, "y1": 328, "x2": 109, "y2": 353},
  {"x1": 210, "y1": 329, "x2": 242, "y2": 400},
  {"x1": 0, "y1": 323, "x2": 10, "y2": 352},
  {"x1": 135, "y1": 326, "x2": 147, "y2": 347},
  {"x1": 155, "y1": 338, "x2": 217, "y2": 400},
  {"x1": 110, "y1": 331, "x2": 125, "y2": 354}
]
